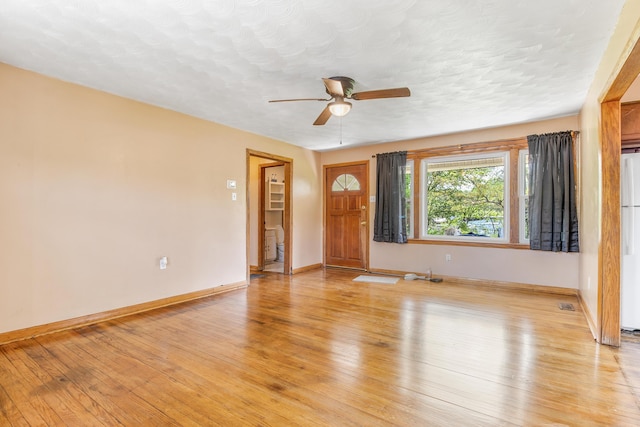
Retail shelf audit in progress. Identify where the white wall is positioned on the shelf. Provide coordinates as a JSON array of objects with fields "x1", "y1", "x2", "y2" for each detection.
[
  {"x1": 322, "y1": 116, "x2": 580, "y2": 289},
  {"x1": 0, "y1": 63, "x2": 322, "y2": 334}
]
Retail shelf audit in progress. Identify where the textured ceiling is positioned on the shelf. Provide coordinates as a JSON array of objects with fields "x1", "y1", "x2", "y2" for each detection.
[{"x1": 0, "y1": 0, "x2": 626, "y2": 151}]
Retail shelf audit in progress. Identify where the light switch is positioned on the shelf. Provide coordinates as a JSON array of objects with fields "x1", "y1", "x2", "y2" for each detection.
[
  {"x1": 370, "y1": 195, "x2": 376, "y2": 202},
  {"x1": 232, "y1": 192, "x2": 237, "y2": 201}
]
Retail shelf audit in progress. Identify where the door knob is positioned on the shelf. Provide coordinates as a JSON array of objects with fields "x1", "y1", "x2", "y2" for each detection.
[{"x1": 360, "y1": 221, "x2": 367, "y2": 225}]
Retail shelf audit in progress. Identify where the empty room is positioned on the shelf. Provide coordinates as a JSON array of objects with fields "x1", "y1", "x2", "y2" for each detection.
[{"x1": 3, "y1": 1, "x2": 640, "y2": 425}]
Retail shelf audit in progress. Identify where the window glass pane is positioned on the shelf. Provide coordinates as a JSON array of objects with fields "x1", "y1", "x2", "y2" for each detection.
[
  {"x1": 332, "y1": 174, "x2": 360, "y2": 191},
  {"x1": 344, "y1": 174, "x2": 359, "y2": 190},
  {"x1": 422, "y1": 154, "x2": 506, "y2": 239}
]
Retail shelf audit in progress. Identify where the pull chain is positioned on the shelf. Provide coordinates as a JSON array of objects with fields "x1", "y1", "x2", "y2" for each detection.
[{"x1": 340, "y1": 117, "x2": 343, "y2": 145}]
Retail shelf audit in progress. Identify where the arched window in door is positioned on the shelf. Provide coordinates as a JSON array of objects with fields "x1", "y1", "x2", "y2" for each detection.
[{"x1": 331, "y1": 173, "x2": 361, "y2": 192}]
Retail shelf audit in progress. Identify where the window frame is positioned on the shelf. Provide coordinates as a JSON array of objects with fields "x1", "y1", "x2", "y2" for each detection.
[
  {"x1": 405, "y1": 159, "x2": 414, "y2": 238},
  {"x1": 419, "y1": 151, "x2": 510, "y2": 243},
  {"x1": 518, "y1": 149, "x2": 530, "y2": 244},
  {"x1": 405, "y1": 137, "x2": 529, "y2": 249}
]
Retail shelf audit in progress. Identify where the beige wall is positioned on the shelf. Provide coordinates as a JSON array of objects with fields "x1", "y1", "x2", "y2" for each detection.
[
  {"x1": 322, "y1": 116, "x2": 580, "y2": 288},
  {"x1": 621, "y1": 74, "x2": 640, "y2": 102},
  {"x1": 0, "y1": 63, "x2": 322, "y2": 334},
  {"x1": 578, "y1": 1, "x2": 640, "y2": 328}
]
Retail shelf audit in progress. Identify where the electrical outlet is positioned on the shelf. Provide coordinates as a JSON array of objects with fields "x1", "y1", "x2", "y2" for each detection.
[
  {"x1": 159, "y1": 256, "x2": 168, "y2": 270},
  {"x1": 445, "y1": 254, "x2": 452, "y2": 262}
]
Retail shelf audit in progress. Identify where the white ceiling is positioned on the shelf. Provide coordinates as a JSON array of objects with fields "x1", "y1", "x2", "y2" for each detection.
[{"x1": 0, "y1": 0, "x2": 626, "y2": 151}]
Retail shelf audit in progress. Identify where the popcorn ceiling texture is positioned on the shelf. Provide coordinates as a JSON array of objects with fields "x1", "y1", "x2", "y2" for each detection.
[{"x1": 0, "y1": 0, "x2": 626, "y2": 150}]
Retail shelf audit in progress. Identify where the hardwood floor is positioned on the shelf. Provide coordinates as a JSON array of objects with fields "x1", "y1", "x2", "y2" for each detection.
[{"x1": 1, "y1": 268, "x2": 640, "y2": 426}]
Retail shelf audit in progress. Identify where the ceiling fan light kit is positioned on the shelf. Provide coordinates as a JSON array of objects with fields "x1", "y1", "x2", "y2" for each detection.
[
  {"x1": 328, "y1": 99, "x2": 352, "y2": 117},
  {"x1": 269, "y1": 76, "x2": 410, "y2": 126}
]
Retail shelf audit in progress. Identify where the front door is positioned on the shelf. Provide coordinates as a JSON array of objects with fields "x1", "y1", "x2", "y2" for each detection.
[{"x1": 325, "y1": 162, "x2": 368, "y2": 269}]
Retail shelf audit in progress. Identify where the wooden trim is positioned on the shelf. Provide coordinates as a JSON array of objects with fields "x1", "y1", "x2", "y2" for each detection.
[
  {"x1": 407, "y1": 238, "x2": 529, "y2": 250},
  {"x1": 367, "y1": 268, "x2": 577, "y2": 296},
  {"x1": 578, "y1": 290, "x2": 599, "y2": 341},
  {"x1": 600, "y1": 100, "x2": 622, "y2": 346},
  {"x1": 323, "y1": 160, "x2": 370, "y2": 169},
  {"x1": 439, "y1": 275, "x2": 578, "y2": 296},
  {"x1": 258, "y1": 164, "x2": 267, "y2": 271},
  {"x1": 246, "y1": 149, "x2": 292, "y2": 164},
  {"x1": 245, "y1": 150, "x2": 252, "y2": 284},
  {"x1": 284, "y1": 161, "x2": 293, "y2": 275},
  {"x1": 0, "y1": 282, "x2": 248, "y2": 346},
  {"x1": 603, "y1": 38, "x2": 640, "y2": 102},
  {"x1": 509, "y1": 148, "x2": 520, "y2": 243},
  {"x1": 407, "y1": 137, "x2": 527, "y2": 159},
  {"x1": 291, "y1": 263, "x2": 323, "y2": 274},
  {"x1": 364, "y1": 160, "x2": 370, "y2": 271},
  {"x1": 412, "y1": 156, "x2": 421, "y2": 239}
]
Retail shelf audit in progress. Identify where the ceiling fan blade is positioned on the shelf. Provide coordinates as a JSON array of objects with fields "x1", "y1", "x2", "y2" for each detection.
[
  {"x1": 351, "y1": 87, "x2": 411, "y2": 101},
  {"x1": 322, "y1": 78, "x2": 344, "y2": 97},
  {"x1": 269, "y1": 98, "x2": 330, "y2": 103},
  {"x1": 313, "y1": 106, "x2": 332, "y2": 126}
]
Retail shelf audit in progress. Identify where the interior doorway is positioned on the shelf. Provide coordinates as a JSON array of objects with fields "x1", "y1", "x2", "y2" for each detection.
[
  {"x1": 261, "y1": 162, "x2": 285, "y2": 273},
  {"x1": 599, "y1": 37, "x2": 640, "y2": 346},
  {"x1": 246, "y1": 150, "x2": 292, "y2": 278}
]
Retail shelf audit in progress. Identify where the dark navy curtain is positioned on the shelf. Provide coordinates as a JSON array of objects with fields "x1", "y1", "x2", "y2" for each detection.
[
  {"x1": 373, "y1": 151, "x2": 408, "y2": 243},
  {"x1": 527, "y1": 131, "x2": 579, "y2": 252}
]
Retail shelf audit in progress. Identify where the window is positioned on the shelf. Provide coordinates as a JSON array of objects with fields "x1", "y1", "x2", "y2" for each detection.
[
  {"x1": 332, "y1": 173, "x2": 360, "y2": 192},
  {"x1": 420, "y1": 153, "x2": 508, "y2": 242},
  {"x1": 402, "y1": 138, "x2": 529, "y2": 246}
]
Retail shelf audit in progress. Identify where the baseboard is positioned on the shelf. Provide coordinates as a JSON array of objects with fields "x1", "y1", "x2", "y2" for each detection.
[
  {"x1": 292, "y1": 263, "x2": 323, "y2": 274},
  {"x1": 0, "y1": 281, "x2": 248, "y2": 346},
  {"x1": 367, "y1": 268, "x2": 578, "y2": 296},
  {"x1": 578, "y1": 290, "x2": 599, "y2": 341}
]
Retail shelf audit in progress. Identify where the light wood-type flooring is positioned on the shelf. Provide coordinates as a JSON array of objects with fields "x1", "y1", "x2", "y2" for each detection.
[{"x1": 2, "y1": 268, "x2": 640, "y2": 426}]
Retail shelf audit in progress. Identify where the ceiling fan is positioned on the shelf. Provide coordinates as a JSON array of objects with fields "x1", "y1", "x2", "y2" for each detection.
[{"x1": 269, "y1": 76, "x2": 411, "y2": 125}]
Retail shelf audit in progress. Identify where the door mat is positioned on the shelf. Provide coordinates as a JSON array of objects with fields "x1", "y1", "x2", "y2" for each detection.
[
  {"x1": 250, "y1": 274, "x2": 265, "y2": 279},
  {"x1": 353, "y1": 275, "x2": 398, "y2": 284}
]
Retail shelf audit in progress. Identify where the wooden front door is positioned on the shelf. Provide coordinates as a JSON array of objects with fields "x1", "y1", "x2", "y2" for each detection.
[{"x1": 325, "y1": 162, "x2": 368, "y2": 269}]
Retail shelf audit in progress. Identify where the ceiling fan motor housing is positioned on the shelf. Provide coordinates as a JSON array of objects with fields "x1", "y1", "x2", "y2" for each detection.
[{"x1": 326, "y1": 76, "x2": 355, "y2": 97}]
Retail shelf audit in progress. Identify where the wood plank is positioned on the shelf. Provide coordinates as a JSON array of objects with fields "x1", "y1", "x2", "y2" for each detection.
[
  {"x1": 20, "y1": 339, "x2": 123, "y2": 426},
  {"x1": 1, "y1": 269, "x2": 640, "y2": 425},
  {"x1": 0, "y1": 343, "x2": 73, "y2": 426}
]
